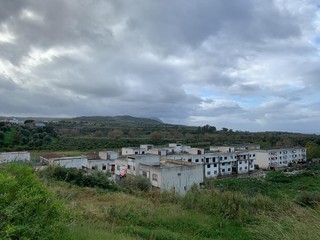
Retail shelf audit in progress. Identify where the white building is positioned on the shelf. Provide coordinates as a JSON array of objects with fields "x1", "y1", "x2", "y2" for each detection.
[
  {"x1": 126, "y1": 155, "x2": 160, "y2": 176},
  {"x1": 121, "y1": 147, "x2": 147, "y2": 156},
  {"x1": 147, "y1": 147, "x2": 173, "y2": 156},
  {"x1": 99, "y1": 151, "x2": 118, "y2": 160},
  {"x1": 0, "y1": 151, "x2": 30, "y2": 164},
  {"x1": 44, "y1": 156, "x2": 89, "y2": 169},
  {"x1": 40, "y1": 154, "x2": 89, "y2": 169},
  {"x1": 210, "y1": 146, "x2": 236, "y2": 153},
  {"x1": 166, "y1": 151, "x2": 254, "y2": 178},
  {"x1": 140, "y1": 144, "x2": 154, "y2": 151},
  {"x1": 210, "y1": 144, "x2": 260, "y2": 153},
  {"x1": 236, "y1": 152, "x2": 255, "y2": 174},
  {"x1": 185, "y1": 148, "x2": 205, "y2": 155},
  {"x1": 168, "y1": 143, "x2": 191, "y2": 153},
  {"x1": 165, "y1": 154, "x2": 205, "y2": 164},
  {"x1": 139, "y1": 159, "x2": 204, "y2": 195},
  {"x1": 255, "y1": 147, "x2": 307, "y2": 169},
  {"x1": 88, "y1": 159, "x2": 111, "y2": 172}
]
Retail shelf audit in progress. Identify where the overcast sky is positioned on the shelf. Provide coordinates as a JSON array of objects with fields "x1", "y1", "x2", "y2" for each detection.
[{"x1": 0, "y1": 0, "x2": 320, "y2": 133}]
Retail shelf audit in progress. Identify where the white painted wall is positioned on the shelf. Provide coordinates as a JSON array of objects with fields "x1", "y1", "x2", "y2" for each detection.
[
  {"x1": 52, "y1": 157, "x2": 88, "y2": 169},
  {"x1": 0, "y1": 151, "x2": 30, "y2": 163}
]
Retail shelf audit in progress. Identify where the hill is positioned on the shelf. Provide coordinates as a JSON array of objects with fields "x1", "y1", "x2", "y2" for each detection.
[{"x1": 72, "y1": 115, "x2": 164, "y2": 126}]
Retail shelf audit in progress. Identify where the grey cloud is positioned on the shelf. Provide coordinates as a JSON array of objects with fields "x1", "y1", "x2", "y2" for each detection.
[{"x1": 0, "y1": 0, "x2": 319, "y2": 132}]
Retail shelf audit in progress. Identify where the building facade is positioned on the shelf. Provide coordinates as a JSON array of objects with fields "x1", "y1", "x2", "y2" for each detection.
[
  {"x1": 139, "y1": 159, "x2": 203, "y2": 195},
  {"x1": 255, "y1": 147, "x2": 307, "y2": 169},
  {"x1": 0, "y1": 151, "x2": 30, "y2": 164}
]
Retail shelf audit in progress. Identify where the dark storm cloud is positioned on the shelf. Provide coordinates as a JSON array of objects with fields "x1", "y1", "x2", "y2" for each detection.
[{"x1": 0, "y1": 0, "x2": 319, "y2": 132}]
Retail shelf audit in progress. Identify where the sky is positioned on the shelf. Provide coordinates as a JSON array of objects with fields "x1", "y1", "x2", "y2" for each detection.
[{"x1": 0, "y1": 0, "x2": 320, "y2": 133}]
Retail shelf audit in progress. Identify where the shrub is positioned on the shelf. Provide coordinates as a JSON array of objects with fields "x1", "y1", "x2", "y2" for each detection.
[
  {"x1": 294, "y1": 191, "x2": 320, "y2": 207},
  {"x1": 0, "y1": 163, "x2": 69, "y2": 239},
  {"x1": 39, "y1": 165, "x2": 118, "y2": 191},
  {"x1": 117, "y1": 175, "x2": 151, "y2": 193},
  {"x1": 182, "y1": 187, "x2": 273, "y2": 224}
]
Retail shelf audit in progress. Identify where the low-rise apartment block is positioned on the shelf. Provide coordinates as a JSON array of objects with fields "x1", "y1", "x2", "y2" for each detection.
[
  {"x1": 255, "y1": 147, "x2": 307, "y2": 169},
  {"x1": 139, "y1": 159, "x2": 203, "y2": 195}
]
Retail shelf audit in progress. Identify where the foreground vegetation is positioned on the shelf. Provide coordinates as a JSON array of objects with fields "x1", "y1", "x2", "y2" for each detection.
[
  {"x1": 2, "y1": 163, "x2": 320, "y2": 239},
  {"x1": 12, "y1": 165, "x2": 316, "y2": 239},
  {"x1": 0, "y1": 164, "x2": 69, "y2": 239}
]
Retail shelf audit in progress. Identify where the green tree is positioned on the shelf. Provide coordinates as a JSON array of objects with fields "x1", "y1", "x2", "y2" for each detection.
[{"x1": 306, "y1": 141, "x2": 320, "y2": 159}]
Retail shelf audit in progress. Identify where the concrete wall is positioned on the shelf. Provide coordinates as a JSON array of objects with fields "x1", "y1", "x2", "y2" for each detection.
[
  {"x1": 121, "y1": 148, "x2": 146, "y2": 156},
  {"x1": 0, "y1": 151, "x2": 30, "y2": 163},
  {"x1": 52, "y1": 157, "x2": 88, "y2": 169},
  {"x1": 140, "y1": 163, "x2": 203, "y2": 195},
  {"x1": 127, "y1": 155, "x2": 160, "y2": 176},
  {"x1": 88, "y1": 159, "x2": 112, "y2": 172},
  {"x1": 160, "y1": 164, "x2": 203, "y2": 195},
  {"x1": 204, "y1": 163, "x2": 219, "y2": 178},
  {"x1": 186, "y1": 148, "x2": 205, "y2": 155},
  {"x1": 99, "y1": 151, "x2": 118, "y2": 160},
  {"x1": 210, "y1": 146, "x2": 235, "y2": 153}
]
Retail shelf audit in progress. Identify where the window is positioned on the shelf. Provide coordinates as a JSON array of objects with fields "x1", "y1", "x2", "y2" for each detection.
[
  {"x1": 245, "y1": 167, "x2": 247, "y2": 170},
  {"x1": 207, "y1": 171, "x2": 211, "y2": 175},
  {"x1": 240, "y1": 167, "x2": 242, "y2": 170},
  {"x1": 195, "y1": 159, "x2": 199, "y2": 163},
  {"x1": 206, "y1": 158, "x2": 209, "y2": 163},
  {"x1": 244, "y1": 160, "x2": 247, "y2": 164},
  {"x1": 214, "y1": 164, "x2": 217, "y2": 167},
  {"x1": 224, "y1": 156, "x2": 227, "y2": 160},
  {"x1": 142, "y1": 171, "x2": 147, "y2": 177},
  {"x1": 222, "y1": 169, "x2": 225, "y2": 172},
  {"x1": 188, "y1": 159, "x2": 192, "y2": 162},
  {"x1": 222, "y1": 163, "x2": 225, "y2": 166},
  {"x1": 127, "y1": 165, "x2": 131, "y2": 169},
  {"x1": 152, "y1": 173, "x2": 158, "y2": 182},
  {"x1": 207, "y1": 164, "x2": 210, "y2": 168},
  {"x1": 253, "y1": 154, "x2": 256, "y2": 157},
  {"x1": 102, "y1": 165, "x2": 107, "y2": 170},
  {"x1": 228, "y1": 168, "x2": 231, "y2": 171},
  {"x1": 214, "y1": 170, "x2": 218, "y2": 174}
]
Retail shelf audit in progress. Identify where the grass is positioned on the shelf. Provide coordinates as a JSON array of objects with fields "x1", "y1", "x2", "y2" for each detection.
[
  {"x1": 47, "y1": 181, "x2": 252, "y2": 240},
  {"x1": 40, "y1": 168, "x2": 320, "y2": 240}
]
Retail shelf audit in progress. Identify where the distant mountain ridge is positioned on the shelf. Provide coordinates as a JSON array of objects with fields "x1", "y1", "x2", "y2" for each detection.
[{"x1": 72, "y1": 115, "x2": 164, "y2": 125}]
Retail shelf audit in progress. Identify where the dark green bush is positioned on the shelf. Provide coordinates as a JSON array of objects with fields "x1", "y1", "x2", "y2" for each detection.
[
  {"x1": 294, "y1": 191, "x2": 320, "y2": 207},
  {"x1": 0, "y1": 163, "x2": 69, "y2": 239},
  {"x1": 117, "y1": 175, "x2": 151, "y2": 193},
  {"x1": 39, "y1": 165, "x2": 118, "y2": 191}
]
